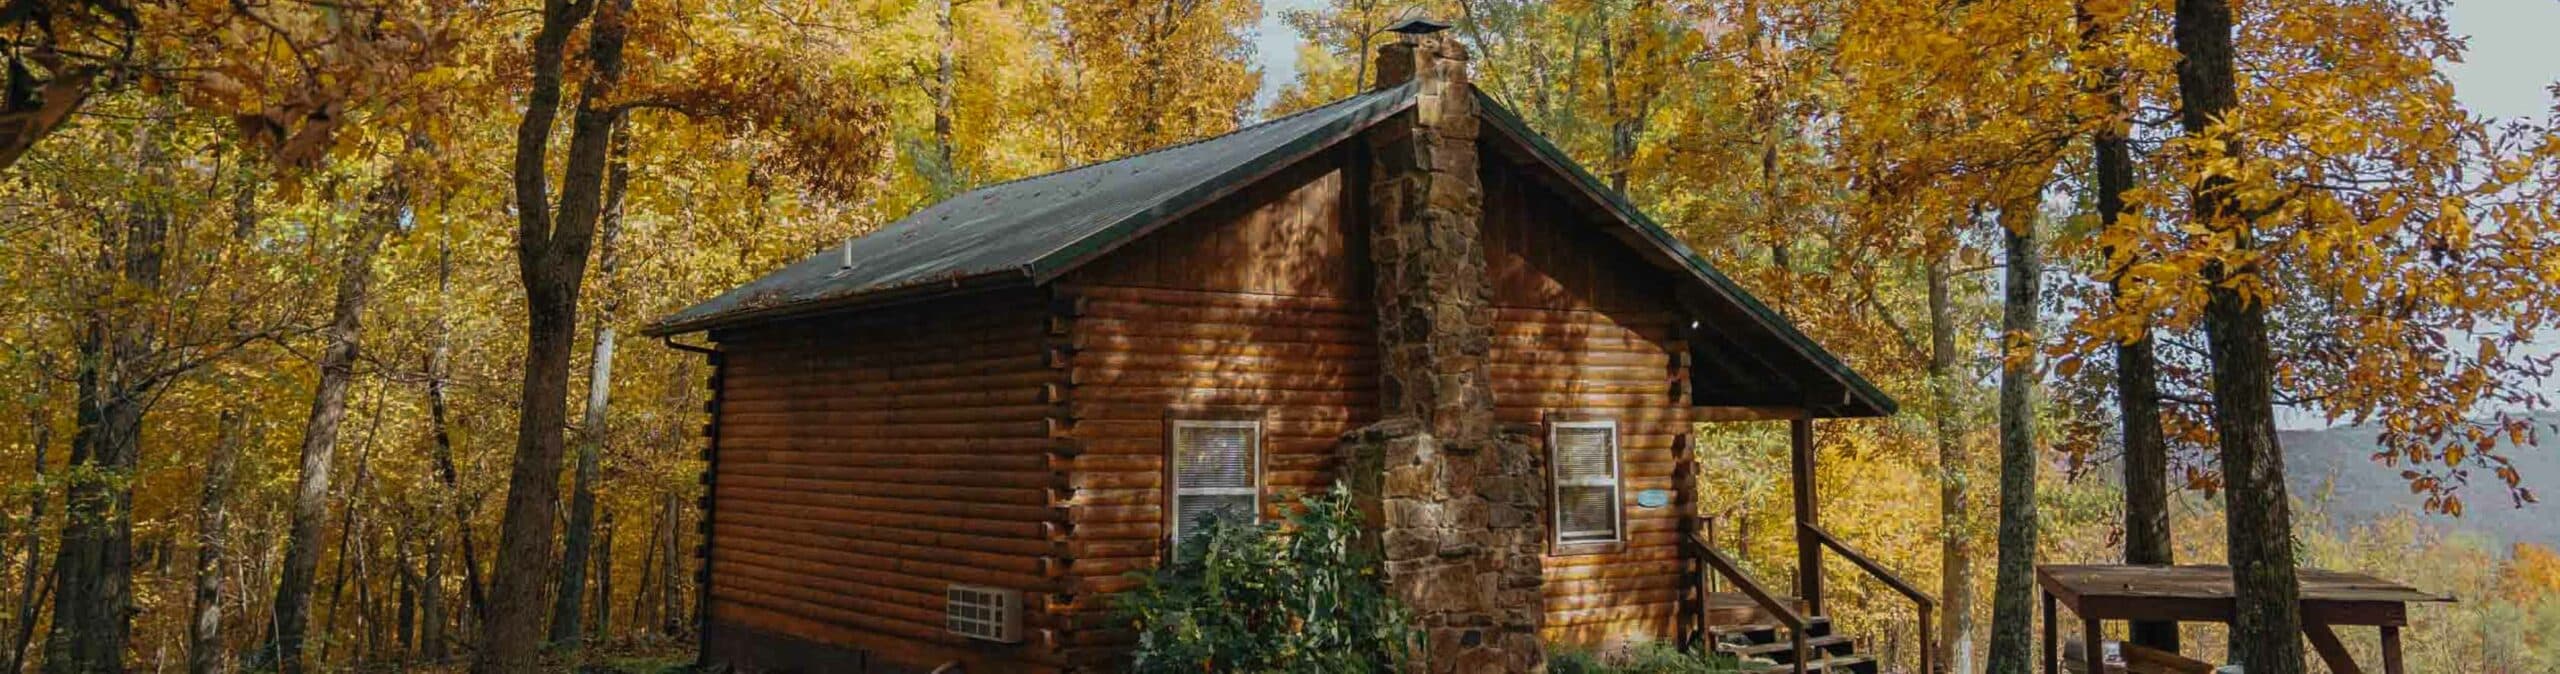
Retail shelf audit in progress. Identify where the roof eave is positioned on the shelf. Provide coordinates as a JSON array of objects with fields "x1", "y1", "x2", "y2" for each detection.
[{"x1": 639, "y1": 267, "x2": 1037, "y2": 338}]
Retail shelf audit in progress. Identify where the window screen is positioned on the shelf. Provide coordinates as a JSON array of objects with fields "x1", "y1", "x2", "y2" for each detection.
[
  {"x1": 1170, "y1": 419, "x2": 1261, "y2": 554},
  {"x1": 1550, "y1": 421, "x2": 1622, "y2": 545}
]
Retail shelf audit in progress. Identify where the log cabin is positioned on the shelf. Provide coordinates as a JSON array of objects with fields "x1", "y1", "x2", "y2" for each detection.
[{"x1": 645, "y1": 20, "x2": 1931, "y2": 674}]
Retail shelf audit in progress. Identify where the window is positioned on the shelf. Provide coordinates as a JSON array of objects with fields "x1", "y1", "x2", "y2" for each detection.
[
  {"x1": 1169, "y1": 418, "x2": 1262, "y2": 555},
  {"x1": 1550, "y1": 420, "x2": 1622, "y2": 547}
]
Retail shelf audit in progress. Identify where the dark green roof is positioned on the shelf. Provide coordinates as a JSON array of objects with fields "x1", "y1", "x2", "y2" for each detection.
[
  {"x1": 647, "y1": 82, "x2": 1895, "y2": 417},
  {"x1": 646, "y1": 83, "x2": 1417, "y2": 336}
]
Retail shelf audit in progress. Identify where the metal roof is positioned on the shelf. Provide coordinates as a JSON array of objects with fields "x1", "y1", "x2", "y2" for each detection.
[
  {"x1": 645, "y1": 83, "x2": 1419, "y2": 336},
  {"x1": 645, "y1": 82, "x2": 1896, "y2": 417}
]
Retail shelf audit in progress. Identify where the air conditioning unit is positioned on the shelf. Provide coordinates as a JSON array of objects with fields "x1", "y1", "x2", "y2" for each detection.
[{"x1": 945, "y1": 584, "x2": 1022, "y2": 643}]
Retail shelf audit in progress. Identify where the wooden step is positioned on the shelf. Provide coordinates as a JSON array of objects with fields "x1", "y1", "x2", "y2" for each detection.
[
  {"x1": 1736, "y1": 655, "x2": 1876, "y2": 674},
  {"x1": 1708, "y1": 616, "x2": 1833, "y2": 643},
  {"x1": 1717, "y1": 634, "x2": 1853, "y2": 657}
]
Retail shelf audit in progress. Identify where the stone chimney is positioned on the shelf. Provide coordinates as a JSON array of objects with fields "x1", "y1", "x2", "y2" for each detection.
[{"x1": 1343, "y1": 18, "x2": 1547, "y2": 673}]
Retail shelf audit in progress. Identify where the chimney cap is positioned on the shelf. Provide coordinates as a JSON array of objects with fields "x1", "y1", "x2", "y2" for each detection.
[{"x1": 1385, "y1": 17, "x2": 1451, "y2": 35}]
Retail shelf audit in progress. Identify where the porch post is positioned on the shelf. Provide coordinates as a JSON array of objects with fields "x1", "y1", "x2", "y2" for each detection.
[{"x1": 1792, "y1": 416, "x2": 1822, "y2": 616}]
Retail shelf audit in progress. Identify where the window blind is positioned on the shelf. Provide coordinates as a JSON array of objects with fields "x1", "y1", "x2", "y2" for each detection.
[
  {"x1": 1551, "y1": 421, "x2": 1621, "y2": 545},
  {"x1": 1170, "y1": 419, "x2": 1260, "y2": 554}
]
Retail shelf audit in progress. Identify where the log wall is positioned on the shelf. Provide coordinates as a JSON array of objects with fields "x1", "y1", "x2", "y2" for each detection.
[
  {"x1": 704, "y1": 292, "x2": 1072, "y2": 673},
  {"x1": 1052, "y1": 149, "x2": 1376, "y2": 668},
  {"x1": 1480, "y1": 160, "x2": 1700, "y2": 647}
]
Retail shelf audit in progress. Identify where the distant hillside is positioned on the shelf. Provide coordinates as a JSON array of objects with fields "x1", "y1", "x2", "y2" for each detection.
[{"x1": 2280, "y1": 413, "x2": 2560, "y2": 550}]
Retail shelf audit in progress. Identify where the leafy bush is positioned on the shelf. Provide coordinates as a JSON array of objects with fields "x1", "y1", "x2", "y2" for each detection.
[
  {"x1": 1116, "y1": 486, "x2": 1417, "y2": 673},
  {"x1": 1548, "y1": 642, "x2": 1747, "y2": 674}
]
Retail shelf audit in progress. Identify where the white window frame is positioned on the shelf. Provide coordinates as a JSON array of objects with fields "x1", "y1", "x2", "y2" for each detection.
[
  {"x1": 1549, "y1": 419, "x2": 1624, "y2": 547},
  {"x1": 1168, "y1": 418, "x2": 1264, "y2": 553}
]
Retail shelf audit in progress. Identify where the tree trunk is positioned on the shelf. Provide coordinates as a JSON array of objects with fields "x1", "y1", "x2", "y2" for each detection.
[
  {"x1": 1983, "y1": 192, "x2": 2043, "y2": 674},
  {"x1": 933, "y1": 0, "x2": 955, "y2": 175},
  {"x1": 549, "y1": 124, "x2": 630, "y2": 651},
  {"x1": 658, "y1": 493, "x2": 682, "y2": 636},
  {"x1": 420, "y1": 531, "x2": 444, "y2": 662},
  {"x1": 8, "y1": 381, "x2": 52, "y2": 674},
  {"x1": 591, "y1": 509, "x2": 613, "y2": 642},
  {"x1": 2173, "y1": 0, "x2": 2303, "y2": 669},
  {"x1": 188, "y1": 411, "x2": 245, "y2": 674},
  {"x1": 318, "y1": 430, "x2": 376, "y2": 670},
  {"x1": 268, "y1": 181, "x2": 397, "y2": 674},
  {"x1": 423, "y1": 241, "x2": 485, "y2": 633},
  {"x1": 630, "y1": 508, "x2": 655, "y2": 637},
  {"x1": 395, "y1": 537, "x2": 415, "y2": 661},
  {"x1": 46, "y1": 127, "x2": 171, "y2": 673},
  {"x1": 476, "y1": 0, "x2": 632, "y2": 669},
  {"x1": 1926, "y1": 247, "x2": 1977, "y2": 671},
  {"x1": 2084, "y1": 0, "x2": 2178, "y2": 650}
]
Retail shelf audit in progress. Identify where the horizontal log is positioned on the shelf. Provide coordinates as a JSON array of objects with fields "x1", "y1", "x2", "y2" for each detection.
[
  {"x1": 720, "y1": 401, "x2": 1055, "y2": 425},
  {"x1": 1077, "y1": 318, "x2": 1370, "y2": 346},
  {"x1": 1488, "y1": 363, "x2": 1678, "y2": 382},
  {"x1": 1494, "y1": 306, "x2": 1677, "y2": 325},
  {"x1": 1069, "y1": 522, "x2": 1155, "y2": 541},
  {"x1": 719, "y1": 419, "x2": 1053, "y2": 440},
  {"x1": 1079, "y1": 299, "x2": 1369, "y2": 328},
  {"x1": 1069, "y1": 334, "x2": 1372, "y2": 360},
  {"x1": 1067, "y1": 504, "x2": 1159, "y2": 525},
  {"x1": 1071, "y1": 418, "x2": 1356, "y2": 440},
  {"x1": 1069, "y1": 369, "x2": 1366, "y2": 391},
  {"x1": 720, "y1": 510, "x2": 1056, "y2": 558},
  {"x1": 720, "y1": 450, "x2": 1050, "y2": 472},
  {"x1": 1068, "y1": 350, "x2": 1376, "y2": 377},
  {"x1": 1485, "y1": 349, "x2": 1671, "y2": 368},
  {"x1": 1060, "y1": 284, "x2": 1364, "y2": 313},
  {"x1": 719, "y1": 484, "x2": 1059, "y2": 521},
  {"x1": 720, "y1": 551, "x2": 1073, "y2": 635},
  {"x1": 721, "y1": 389, "x2": 1049, "y2": 415},
  {"x1": 1067, "y1": 403, "x2": 1371, "y2": 425},
  {"x1": 1542, "y1": 574, "x2": 1679, "y2": 599},
  {"x1": 725, "y1": 330, "x2": 1049, "y2": 367},
  {"x1": 1062, "y1": 556, "x2": 1158, "y2": 578},
  {"x1": 1544, "y1": 587, "x2": 1677, "y2": 614},
  {"x1": 720, "y1": 436, "x2": 1068, "y2": 454},
  {"x1": 716, "y1": 494, "x2": 1055, "y2": 538},
  {"x1": 719, "y1": 553, "x2": 947, "y2": 624},
  {"x1": 1073, "y1": 575, "x2": 1144, "y2": 595},
  {"x1": 1544, "y1": 601, "x2": 1678, "y2": 628},
  {"x1": 1067, "y1": 386, "x2": 1374, "y2": 408},
  {"x1": 718, "y1": 524, "x2": 1050, "y2": 585},
  {"x1": 720, "y1": 466, "x2": 1058, "y2": 497},
  {"x1": 1491, "y1": 380, "x2": 1676, "y2": 396},
  {"x1": 1075, "y1": 436, "x2": 1345, "y2": 457},
  {"x1": 721, "y1": 369, "x2": 1059, "y2": 400},
  {"x1": 1067, "y1": 539, "x2": 1161, "y2": 559},
  {"x1": 723, "y1": 310, "x2": 1047, "y2": 347},
  {"x1": 1493, "y1": 408, "x2": 1699, "y2": 427}
]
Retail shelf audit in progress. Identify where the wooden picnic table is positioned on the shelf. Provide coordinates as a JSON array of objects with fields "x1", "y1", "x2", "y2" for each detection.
[{"x1": 2037, "y1": 564, "x2": 2453, "y2": 674}]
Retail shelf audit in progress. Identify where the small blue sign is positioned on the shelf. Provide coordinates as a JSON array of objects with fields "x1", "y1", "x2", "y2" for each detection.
[{"x1": 1635, "y1": 490, "x2": 1672, "y2": 508}]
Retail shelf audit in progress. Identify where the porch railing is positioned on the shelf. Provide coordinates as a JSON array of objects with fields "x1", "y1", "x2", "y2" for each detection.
[
  {"x1": 1682, "y1": 531, "x2": 1811, "y2": 674},
  {"x1": 1804, "y1": 523, "x2": 1938, "y2": 674}
]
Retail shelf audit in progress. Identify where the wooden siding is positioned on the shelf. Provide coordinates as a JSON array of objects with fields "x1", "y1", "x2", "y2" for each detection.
[
  {"x1": 1482, "y1": 159, "x2": 1700, "y2": 647},
  {"x1": 1052, "y1": 149, "x2": 1376, "y2": 667},
  {"x1": 706, "y1": 293, "x2": 1072, "y2": 673}
]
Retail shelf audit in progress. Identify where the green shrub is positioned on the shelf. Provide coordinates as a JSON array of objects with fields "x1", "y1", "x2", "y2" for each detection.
[
  {"x1": 1116, "y1": 486, "x2": 1417, "y2": 673},
  {"x1": 1548, "y1": 642, "x2": 1746, "y2": 674}
]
